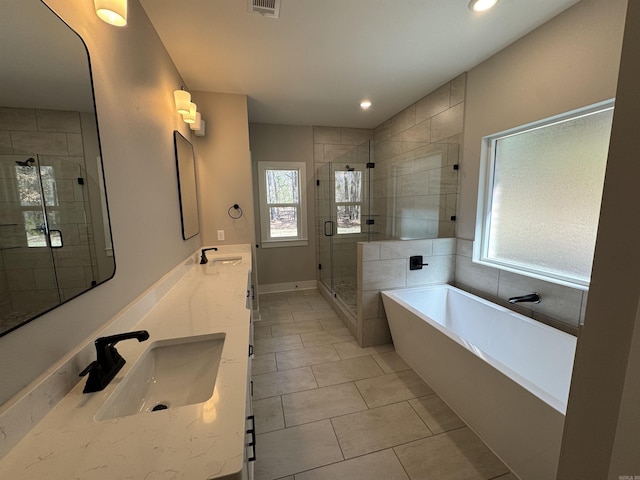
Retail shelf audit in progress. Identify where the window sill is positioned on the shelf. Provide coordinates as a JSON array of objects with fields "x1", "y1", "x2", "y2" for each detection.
[{"x1": 261, "y1": 239, "x2": 309, "y2": 249}]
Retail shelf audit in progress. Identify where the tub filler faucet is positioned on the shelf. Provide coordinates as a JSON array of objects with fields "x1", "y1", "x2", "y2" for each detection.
[{"x1": 508, "y1": 293, "x2": 541, "y2": 304}]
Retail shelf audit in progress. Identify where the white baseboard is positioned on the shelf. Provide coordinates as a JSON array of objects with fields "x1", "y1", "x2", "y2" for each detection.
[{"x1": 257, "y1": 280, "x2": 318, "y2": 294}]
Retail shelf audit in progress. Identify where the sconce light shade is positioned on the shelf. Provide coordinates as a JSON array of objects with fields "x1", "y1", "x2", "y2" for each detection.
[
  {"x1": 174, "y1": 89, "x2": 191, "y2": 115},
  {"x1": 189, "y1": 112, "x2": 202, "y2": 131},
  {"x1": 94, "y1": 0, "x2": 127, "y2": 26},
  {"x1": 183, "y1": 103, "x2": 197, "y2": 124}
]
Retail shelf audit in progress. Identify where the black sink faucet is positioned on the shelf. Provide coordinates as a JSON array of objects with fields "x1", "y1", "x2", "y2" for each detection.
[
  {"x1": 79, "y1": 330, "x2": 150, "y2": 393},
  {"x1": 508, "y1": 293, "x2": 541, "y2": 304},
  {"x1": 200, "y1": 247, "x2": 218, "y2": 264}
]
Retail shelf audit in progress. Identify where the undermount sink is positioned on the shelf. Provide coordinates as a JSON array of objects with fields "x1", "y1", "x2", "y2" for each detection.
[
  {"x1": 210, "y1": 256, "x2": 242, "y2": 265},
  {"x1": 96, "y1": 333, "x2": 225, "y2": 420}
]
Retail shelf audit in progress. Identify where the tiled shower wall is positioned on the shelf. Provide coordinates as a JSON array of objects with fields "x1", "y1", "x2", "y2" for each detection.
[
  {"x1": 0, "y1": 107, "x2": 97, "y2": 327},
  {"x1": 371, "y1": 74, "x2": 465, "y2": 240}
]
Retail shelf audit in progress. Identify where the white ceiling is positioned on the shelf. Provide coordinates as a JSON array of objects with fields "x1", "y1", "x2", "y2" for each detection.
[{"x1": 140, "y1": 0, "x2": 581, "y2": 129}]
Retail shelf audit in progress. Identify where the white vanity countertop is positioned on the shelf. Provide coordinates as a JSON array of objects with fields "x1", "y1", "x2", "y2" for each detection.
[{"x1": 0, "y1": 246, "x2": 253, "y2": 480}]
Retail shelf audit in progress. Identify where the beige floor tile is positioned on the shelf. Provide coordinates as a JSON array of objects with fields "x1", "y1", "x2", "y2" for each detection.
[
  {"x1": 293, "y1": 310, "x2": 340, "y2": 322},
  {"x1": 269, "y1": 304, "x2": 313, "y2": 314},
  {"x1": 333, "y1": 340, "x2": 395, "y2": 360},
  {"x1": 285, "y1": 295, "x2": 314, "y2": 305},
  {"x1": 271, "y1": 320, "x2": 323, "y2": 337},
  {"x1": 299, "y1": 328, "x2": 354, "y2": 347},
  {"x1": 253, "y1": 367, "x2": 318, "y2": 400},
  {"x1": 257, "y1": 309, "x2": 295, "y2": 325},
  {"x1": 282, "y1": 382, "x2": 367, "y2": 427},
  {"x1": 295, "y1": 449, "x2": 409, "y2": 480},
  {"x1": 408, "y1": 395, "x2": 465, "y2": 434},
  {"x1": 254, "y1": 420, "x2": 343, "y2": 480},
  {"x1": 372, "y1": 351, "x2": 411, "y2": 373},
  {"x1": 253, "y1": 353, "x2": 277, "y2": 375},
  {"x1": 311, "y1": 356, "x2": 385, "y2": 387},
  {"x1": 493, "y1": 474, "x2": 518, "y2": 480},
  {"x1": 393, "y1": 427, "x2": 509, "y2": 480},
  {"x1": 331, "y1": 402, "x2": 432, "y2": 459},
  {"x1": 276, "y1": 344, "x2": 340, "y2": 370},
  {"x1": 254, "y1": 325, "x2": 272, "y2": 339},
  {"x1": 254, "y1": 334, "x2": 303, "y2": 355},
  {"x1": 318, "y1": 317, "x2": 347, "y2": 330},
  {"x1": 253, "y1": 396, "x2": 285, "y2": 434},
  {"x1": 355, "y1": 370, "x2": 434, "y2": 408}
]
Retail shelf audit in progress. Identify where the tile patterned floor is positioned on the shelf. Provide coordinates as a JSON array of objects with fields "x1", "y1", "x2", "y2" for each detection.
[{"x1": 252, "y1": 289, "x2": 516, "y2": 480}]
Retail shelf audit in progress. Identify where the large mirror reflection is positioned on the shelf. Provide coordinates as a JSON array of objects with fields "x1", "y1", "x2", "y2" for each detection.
[{"x1": 0, "y1": 1, "x2": 115, "y2": 336}]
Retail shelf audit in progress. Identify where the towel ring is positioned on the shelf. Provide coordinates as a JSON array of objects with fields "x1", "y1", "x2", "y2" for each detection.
[{"x1": 228, "y1": 204, "x2": 243, "y2": 219}]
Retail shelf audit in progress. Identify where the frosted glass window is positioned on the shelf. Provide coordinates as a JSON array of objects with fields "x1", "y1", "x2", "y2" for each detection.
[{"x1": 475, "y1": 101, "x2": 614, "y2": 288}]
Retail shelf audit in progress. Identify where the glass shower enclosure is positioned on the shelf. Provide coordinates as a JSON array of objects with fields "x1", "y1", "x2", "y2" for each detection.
[
  {"x1": 0, "y1": 153, "x2": 98, "y2": 332},
  {"x1": 317, "y1": 140, "x2": 373, "y2": 315}
]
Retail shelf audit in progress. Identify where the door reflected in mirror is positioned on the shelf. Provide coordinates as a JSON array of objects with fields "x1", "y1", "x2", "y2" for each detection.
[{"x1": 0, "y1": 1, "x2": 115, "y2": 336}]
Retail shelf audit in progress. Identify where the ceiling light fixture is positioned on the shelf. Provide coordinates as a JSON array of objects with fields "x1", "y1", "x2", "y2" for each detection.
[
  {"x1": 360, "y1": 100, "x2": 372, "y2": 110},
  {"x1": 94, "y1": 0, "x2": 128, "y2": 26},
  {"x1": 468, "y1": 0, "x2": 499, "y2": 13}
]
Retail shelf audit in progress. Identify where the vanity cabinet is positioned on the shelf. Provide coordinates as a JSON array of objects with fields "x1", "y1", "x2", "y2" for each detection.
[{"x1": 243, "y1": 271, "x2": 255, "y2": 480}]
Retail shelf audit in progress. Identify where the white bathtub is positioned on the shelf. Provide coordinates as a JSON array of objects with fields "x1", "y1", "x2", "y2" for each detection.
[{"x1": 381, "y1": 284, "x2": 577, "y2": 480}]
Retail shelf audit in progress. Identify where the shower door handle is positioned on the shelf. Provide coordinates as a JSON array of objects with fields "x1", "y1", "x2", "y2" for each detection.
[
  {"x1": 48, "y1": 229, "x2": 63, "y2": 248},
  {"x1": 324, "y1": 221, "x2": 334, "y2": 237}
]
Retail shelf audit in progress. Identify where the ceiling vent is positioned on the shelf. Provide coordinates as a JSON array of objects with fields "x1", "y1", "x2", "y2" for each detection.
[{"x1": 248, "y1": 0, "x2": 281, "y2": 18}]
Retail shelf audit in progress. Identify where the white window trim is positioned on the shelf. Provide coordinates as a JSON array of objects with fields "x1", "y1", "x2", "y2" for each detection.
[
  {"x1": 473, "y1": 99, "x2": 614, "y2": 291},
  {"x1": 257, "y1": 161, "x2": 308, "y2": 248}
]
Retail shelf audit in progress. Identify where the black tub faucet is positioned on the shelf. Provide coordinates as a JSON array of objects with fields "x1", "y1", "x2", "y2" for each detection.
[
  {"x1": 508, "y1": 293, "x2": 541, "y2": 304},
  {"x1": 200, "y1": 247, "x2": 218, "y2": 264},
  {"x1": 79, "y1": 330, "x2": 150, "y2": 393}
]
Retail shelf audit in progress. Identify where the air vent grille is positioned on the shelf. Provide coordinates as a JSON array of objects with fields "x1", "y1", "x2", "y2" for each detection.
[{"x1": 248, "y1": 0, "x2": 281, "y2": 18}]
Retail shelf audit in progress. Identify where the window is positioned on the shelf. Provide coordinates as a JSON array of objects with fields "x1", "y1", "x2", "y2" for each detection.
[
  {"x1": 16, "y1": 164, "x2": 61, "y2": 247},
  {"x1": 474, "y1": 100, "x2": 614, "y2": 289},
  {"x1": 334, "y1": 167, "x2": 363, "y2": 234},
  {"x1": 258, "y1": 161, "x2": 308, "y2": 247}
]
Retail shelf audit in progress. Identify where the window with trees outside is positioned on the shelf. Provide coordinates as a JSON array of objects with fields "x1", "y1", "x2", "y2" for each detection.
[
  {"x1": 258, "y1": 161, "x2": 308, "y2": 247},
  {"x1": 474, "y1": 100, "x2": 614, "y2": 289},
  {"x1": 335, "y1": 167, "x2": 363, "y2": 234}
]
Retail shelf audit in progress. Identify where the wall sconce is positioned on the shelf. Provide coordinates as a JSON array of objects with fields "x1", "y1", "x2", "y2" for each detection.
[
  {"x1": 173, "y1": 88, "x2": 191, "y2": 115},
  {"x1": 190, "y1": 112, "x2": 206, "y2": 137},
  {"x1": 94, "y1": 0, "x2": 127, "y2": 26},
  {"x1": 468, "y1": 0, "x2": 499, "y2": 12},
  {"x1": 174, "y1": 87, "x2": 206, "y2": 136},
  {"x1": 183, "y1": 103, "x2": 197, "y2": 124}
]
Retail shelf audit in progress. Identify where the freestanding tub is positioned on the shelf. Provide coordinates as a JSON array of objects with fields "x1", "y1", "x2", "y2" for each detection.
[{"x1": 381, "y1": 284, "x2": 577, "y2": 480}]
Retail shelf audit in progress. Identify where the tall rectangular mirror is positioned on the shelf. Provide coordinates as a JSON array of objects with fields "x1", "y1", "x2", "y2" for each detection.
[{"x1": 173, "y1": 131, "x2": 200, "y2": 240}]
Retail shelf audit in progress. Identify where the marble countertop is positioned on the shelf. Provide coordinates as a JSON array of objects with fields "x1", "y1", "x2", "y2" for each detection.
[{"x1": 0, "y1": 245, "x2": 253, "y2": 480}]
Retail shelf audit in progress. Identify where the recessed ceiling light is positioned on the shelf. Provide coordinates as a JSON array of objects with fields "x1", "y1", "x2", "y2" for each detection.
[
  {"x1": 468, "y1": 0, "x2": 499, "y2": 13},
  {"x1": 360, "y1": 100, "x2": 372, "y2": 110}
]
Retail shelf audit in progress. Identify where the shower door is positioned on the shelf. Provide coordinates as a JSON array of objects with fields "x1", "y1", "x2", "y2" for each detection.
[
  {"x1": 0, "y1": 154, "x2": 95, "y2": 331},
  {"x1": 317, "y1": 140, "x2": 372, "y2": 315}
]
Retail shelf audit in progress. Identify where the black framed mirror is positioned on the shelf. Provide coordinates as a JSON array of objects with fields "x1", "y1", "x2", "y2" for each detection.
[
  {"x1": 0, "y1": 1, "x2": 115, "y2": 336},
  {"x1": 173, "y1": 131, "x2": 200, "y2": 240}
]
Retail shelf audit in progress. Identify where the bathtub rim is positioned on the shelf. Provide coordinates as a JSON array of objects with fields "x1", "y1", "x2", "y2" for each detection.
[{"x1": 381, "y1": 283, "x2": 576, "y2": 415}]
